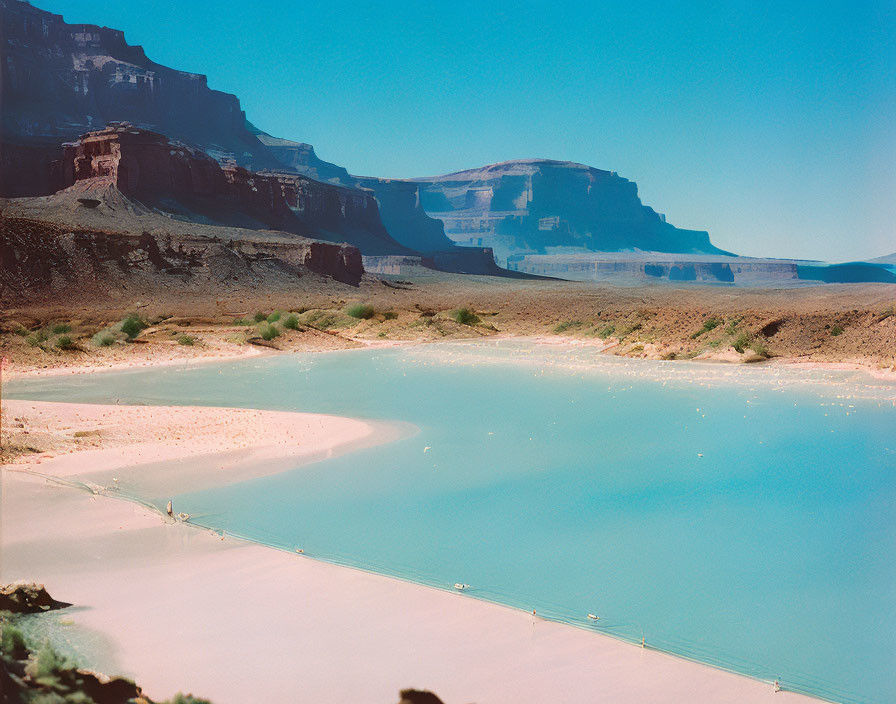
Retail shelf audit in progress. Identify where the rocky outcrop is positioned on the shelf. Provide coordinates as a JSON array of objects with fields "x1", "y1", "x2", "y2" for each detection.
[
  {"x1": 0, "y1": 214, "x2": 364, "y2": 305},
  {"x1": 412, "y1": 160, "x2": 729, "y2": 265},
  {"x1": 57, "y1": 124, "x2": 409, "y2": 255},
  {"x1": 0, "y1": 583, "x2": 71, "y2": 614},
  {"x1": 0, "y1": 0, "x2": 281, "y2": 196}
]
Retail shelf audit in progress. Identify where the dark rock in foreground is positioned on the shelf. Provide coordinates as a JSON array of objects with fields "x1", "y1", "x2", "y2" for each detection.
[
  {"x1": 0, "y1": 583, "x2": 71, "y2": 614},
  {"x1": 398, "y1": 689, "x2": 446, "y2": 704}
]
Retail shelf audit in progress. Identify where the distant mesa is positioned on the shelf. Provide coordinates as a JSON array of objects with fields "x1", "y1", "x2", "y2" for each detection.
[{"x1": 408, "y1": 160, "x2": 729, "y2": 266}]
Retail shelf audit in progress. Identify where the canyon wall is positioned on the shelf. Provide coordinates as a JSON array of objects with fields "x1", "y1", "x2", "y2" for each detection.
[
  {"x1": 0, "y1": 0, "x2": 280, "y2": 196},
  {"x1": 58, "y1": 125, "x2": 410, "y2": 255}
]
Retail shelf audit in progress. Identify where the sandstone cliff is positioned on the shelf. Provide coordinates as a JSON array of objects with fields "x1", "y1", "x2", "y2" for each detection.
[
  {"x1": 57, "y1": 124, "x2": 410, "y2": 255},
  {"x1": 0, "y1": 0, "x2": 280, "y2": 196},
  {"x1": 410, "y1": 160, "x2": 728, "y2": 265}
]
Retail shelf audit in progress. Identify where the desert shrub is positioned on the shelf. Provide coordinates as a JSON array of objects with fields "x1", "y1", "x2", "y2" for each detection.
[
  {"x1": 233, "y1": 317, "x2": 253, "y2": 326},
  {"x1": 253, "y1": 311, "x2": 267, "y2": 323},
  {"x1": 267, "y1": 311, "x2": 283, "y2": 323},
  {"x1": 553, "y1": 320, "x2": 583, "y2": 334},
  {"x1": 451, "y1": 308, "x2": 480, "y2": 326},
  {"x1": 55, "y1": 335, "x2": 75, "y2": 350},
  {"x1": 283, "y1": 314, "x2": 300, "y2": 330},
  {"x1": 257, "y1": 323, "x2": 280, "y2": 341},
  {"x1": 732, "y1": 331, "x2": 751, "y2": 353},
  {"x1": 92, "y1": 331, "x2": 115, "y2": 347},
  {"x1": 119, "y1": 315, "x2": 146, "y2": 340},
  {"x1": 177, "y1": 335, "x2": 195, "y2": 346},
  {"x1": 725, "y1": 316, "x2": 743, "y2": 335},
  {"x1": 750, "y1": 339, "x2": 770, "y2": 357},
  {"x1": 596, "y1": 324, "x2": 615, "y2": 339},
  {"x1": 166, "y1": 694, "x2": 212, "y2": 704},
  {"x1": 51, "y1": 323, "x2": 71, "y2": 334},
  {"x1": 617, "y1": 322, "x2": 642, "y2": 338},
  {"x1": 346, "y1": 303, "x2": 375, "y2": 319},
  {"x1": 11, "y1": 323, "x2": 29, "y2": 337},
  {"x1": 691, "y1": 317, "x2": 721, "y2": 339},
  {"x1": 382, "y1": 311, "x2": 398, "y2": 320},
  {"x1": 1, "y1": 623, "x2": 27, "y2": 660},
  {"x1": 830, "y1": 324, "x2": 844, "y2": 336},
  {"x1": 28, "y1": 642, "x2": 71, "y2": 682},
  {"x1": 26, "y1": 334, "x2": 42, "y2": 348}
]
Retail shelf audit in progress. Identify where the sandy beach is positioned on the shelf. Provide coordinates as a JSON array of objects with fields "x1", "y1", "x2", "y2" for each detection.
[{"x1": 0, "y1": 397, "x2": 821, "y2": 703}]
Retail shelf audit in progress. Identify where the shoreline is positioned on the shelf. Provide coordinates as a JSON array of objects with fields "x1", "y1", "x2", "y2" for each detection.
[
  {"x1": 5, "y1": 332, "x2": 895, "y2": 384},
  {"x1": 0, "y1": 397, "x2": 823, "y2": 703}
]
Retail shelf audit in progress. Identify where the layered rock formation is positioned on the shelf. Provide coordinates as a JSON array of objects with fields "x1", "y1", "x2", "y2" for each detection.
[
  {"x1": 0, "y1": 213, "x2": 364, "y2": 306},
  {"x1": 258, "y1": 133, "x2": 458, "y2": 254},
  {"x1": 0, "y1": 0, "x2": 280, "y2": 196},
  {"x1": 58, "y1": 124, "x2": 409, "y2": 255},
  {"x1": 507, "y1": 253, "x2": 798, "y2": 284},
  {"x1": 409, "y1": 160, "x2": 728, "y2": 265},
  {"x1": 352, "y1": 176, "x2": 456, "y2": 252},
  {"x1": 254, "y1": 129, "x2": 352, "y2": 184}
]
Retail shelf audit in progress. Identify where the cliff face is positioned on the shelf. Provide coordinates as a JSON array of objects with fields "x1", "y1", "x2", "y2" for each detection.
[
  {"x1": 351, "y1": 177, "x2": 456, "y2": 252},
  {"x1": 412, "y1": 160, "x2": 728, "y2": 265},
  {"x1": 58, "y1": 125, "x2": 409, "y2": 255},
  {"x1": 0, "y1": 0, "x2": 280, "y2": 196},
  {"x1": 259, "y1": 135, "x2": 456, "y2": 254},
  {"x1": 254, "y1": 130, "x2": 352, "y2": 184},
  {"x1": 0, "y1": 214, "x2": 364, "y2": 305}
]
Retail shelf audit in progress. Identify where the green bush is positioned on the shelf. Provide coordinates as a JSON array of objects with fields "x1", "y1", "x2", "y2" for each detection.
[
  {"x1": 617, "y1": 322, "x2": 642, "y2": 338},
  {"x1": 451, "y1": 308, "x2": 480, "y2": 326},
  {"x1": 92, "y1": 331, "x2": 115, "y2": 347},
  {"x1": 596, "y1": 324, "x2": 615, "y2": 339},
  {"x1": 732, "y1": 331, "x2": 751, "y2": 353},
  {"x1": 253, "y1": 311, "x2": 267, "y2": 323},
  {"x1": 258, "y1": 323, "x2": 280, "y2": 341},
  {"x1": 346, "y1": 303, "x2": 375, "y2": 319},
  {"x1": 830, "y1": 324, "x2": 844, "y2": 336},
  {"x1": 120, "y1": 315, "x2": 146, "y2": 340},
  {"x1": 55, "y1": 335, "x2": 75, "y2": 350},
  {"x1": 725, "y1": 317, "x2": 743, "y2": 335},
  {"x1": 750, "y1": 339, "x2": 770, "y2": 357},
  {"x1": 178, "y1": 335, "x2": 195, "y2": 346},
  {"x1": 30, "y1": 642, "x2": 71, "y2": 681},
  {"x1": 382, "y1": 311, "x2": 398, "y2": 320},
  {"x1": 233, "y1": 318, "x2": 253, "y2": 326},
  {"x1": 691, "y1": 317, "x2": 722, "y2": 339},
  {"x1": 267, "y1": 311, "x2": 283, "y2": 323},
  {"x1": 283, "y1": 314, "x2": 300, "y2": 330},
  {"x1": 11, "y1": 323, "x2": 29, "y2": 337},
  {"x1": 51, "y1": 323, "x2": 71, "y2": 334},
  {"x1": 1, "y1": 623, "x2": 27, "y2": 660},
  {"x1": 553, "y1": 320, "x2": 583, "y2": 334},
  {"x1": 166, "y1": 694, "x2": 213, "y2": 704}
]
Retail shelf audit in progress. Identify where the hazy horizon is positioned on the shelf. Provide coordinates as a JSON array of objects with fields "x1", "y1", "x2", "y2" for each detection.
[{"x1": 36, "y1": 0, "x2": 896, "y2": 262}]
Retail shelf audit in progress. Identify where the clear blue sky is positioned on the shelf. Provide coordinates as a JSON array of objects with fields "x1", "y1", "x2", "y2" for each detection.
[{"x1": 38, "y1": 0, "x2": 895, "y2": 260}]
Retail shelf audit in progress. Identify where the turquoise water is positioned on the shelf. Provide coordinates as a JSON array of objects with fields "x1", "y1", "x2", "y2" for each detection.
[{"x1": 7, "y1": 342, "x2": 896, "y2": 703}]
